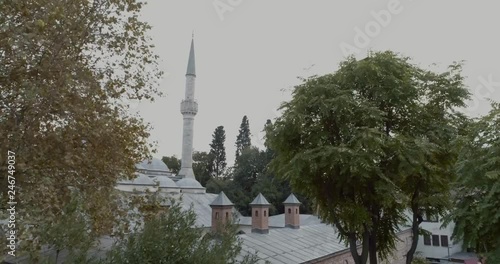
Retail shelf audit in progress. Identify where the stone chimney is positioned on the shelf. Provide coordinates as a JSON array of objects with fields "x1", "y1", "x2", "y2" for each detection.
[
  {"x1": 283, "y1": 193, "x2": 301, "y2": 229},
  {"x1": 250, "y1": 193, "x2": 271, "y2": 234},
  {"x1": 209, "y1": 191, "x2": 234, "y2": 232}
]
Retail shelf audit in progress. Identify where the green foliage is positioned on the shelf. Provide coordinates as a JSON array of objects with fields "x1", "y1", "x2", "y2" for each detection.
[
  {"x1": 235, "y1": 116, "x2": 252, "y2": 160},
  {"x1": 0, "y1": 0, "x2": 162, "y2": 256},
  {"x1": 162, "y1": 155, "x2": 181, "y2": 175},
  {"x1": 447, "y1": 103, "x2": 500, "y2": 262},
  {"x1": 101, "y1": 200, "x2": 259, "y2": 264},
  {"x1": 266, "y1": 51, "x2": 470, "y2": 264},
  {"x1": 205, "y1": 120, "x2": 313, "y2": 216},
  {"x1": 193, "y1": 151, "x2": 213, "y2": 187},
  {"x1": 209, "y1": 126, "x2": 227, "y2": 179},
  {"x1": 37, "y1": 192, "x2": 95, "y2": 263}
]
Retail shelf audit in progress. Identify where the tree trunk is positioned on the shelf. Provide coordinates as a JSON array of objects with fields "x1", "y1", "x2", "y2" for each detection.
[
  {"x1": 369, "y1": 230, "x2": 378, "y2": 264},
  {"x1": 361, "y1": 229, "x2": 369, "y2": 264},
  {"x1": 406, "y1": 191, "x2": 423, "y2": 264},
  {"x1": 348, "y1": 230, "x2": 370, "y2": 264},
  {"x1": 406, "y1": 212, "x2": 422, "y2": 264},
  {"x1": 348, "y1": 234, "x2": 362, "y2": 264}
]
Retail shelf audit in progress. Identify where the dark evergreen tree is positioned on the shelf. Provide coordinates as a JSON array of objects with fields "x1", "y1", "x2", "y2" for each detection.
[
  {"x1": 161, "y1": 155, "x2": 181, "y2": 174},
  {"x1": 209, "y1": 126, "x2": 227, "y2": 179},
  {"x1": 193, "y1": 151, "x2": 213, "y2": 187},
  {"x1": 235, "y1": 115, "x2": 252, "y2": 160}
]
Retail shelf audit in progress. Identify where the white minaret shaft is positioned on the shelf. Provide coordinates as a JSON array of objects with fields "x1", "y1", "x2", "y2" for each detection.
[{"x1": 178, "y1": 37, "x2": 198, "y2": 179}]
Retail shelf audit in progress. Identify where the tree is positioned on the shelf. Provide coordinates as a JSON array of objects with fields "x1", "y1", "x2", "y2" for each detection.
[
  {"x1": 231, "y1": 147, "x2": 269, "y2": 215},
  {"x1": 266, "y1": 52, "x2": 470, "y2": 264},
  {"x1": 209, "y1": 126, "x2": 227, "y2": 179},
  {"x1": 102, "y1": 200, "x2": 259, "y2": 264},
  {"x1": 235, "y1": 116, "x2": 251, "y2": 160},
  {"x1": 0, "y1": 0, "x2": 162, "y2": 257},
  {"x1": 162, "y1": 155, "x2": 181, "y2": 175},
  {"x1": 193, "y1": 151, "x2": 213, "y2": 186},
  {"x1": 446, "y1": 103, "x2": 500, "y2": 263},
  {"x1": 38, "y1": 192, "x2": 96, "y2": 264}
]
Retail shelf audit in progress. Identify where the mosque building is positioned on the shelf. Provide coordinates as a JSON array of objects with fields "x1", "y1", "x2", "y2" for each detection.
[
  {"x1": 1, "y1": 36, "x2": 473, "y2": 264},
  {"x1": 111, "y1": 37, "x2": 468, "y2": 264}
]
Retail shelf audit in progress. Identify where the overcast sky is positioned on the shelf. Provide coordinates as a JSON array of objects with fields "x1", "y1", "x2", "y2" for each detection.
[{"x1": 135, "y1": 0, "x2": 500, "y2": 165}]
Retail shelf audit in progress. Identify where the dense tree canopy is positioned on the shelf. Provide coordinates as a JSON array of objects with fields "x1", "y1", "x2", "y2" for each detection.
[
  {"x1": 209, "y1": 126, "x2": 227, "y2": 179},
  {"x1": 162, "y1": 155, "x2": 181, "y2": 175},
  {"x1": 101, "y1": 200, "x2": 259, "y2": 264},
  {"x1": 447, "y1": 103, "x2": 500, "y2": 262},
  {"x1": 235, "y1": 115, "x2": 251, "y2": 160},
  {"x1": 0, "y1": 0, "x2": 162, "y2": 257},
  {"x1": 193, "y1": 151, "x2": 213, "y2": 187},
  {"x1": 266, "y1": 51, "x2": 470, "y2": 264}
]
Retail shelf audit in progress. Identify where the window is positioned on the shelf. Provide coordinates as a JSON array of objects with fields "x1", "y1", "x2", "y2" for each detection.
[
  {"x1": 441, "y1": 235, "x2": 449, "y2": 247},
  {"x1": 423, "y1": 234, "x2": 431, "y2": 245},
  {"x1": 226, "y1": 212, "x2": 229, "y2": 219},
  {"x1": 296, "y1": 208, "x2": 298, "y2": 214},
  {"x1": 264, "y1": 210, "x2": 267, "y2": 217},
  {"x1": 423, "y1": 211, "x2": 439, "y2": 222},
  {"x1": 288, "y1": 208, "x2": 291, "y2": 214},
  {"x1": 215, "y1": 212, "x2": 219, "y2": 220},
  {"x1": 432, "y1": 235, "x2": 440, "y2": 246},
  {"x1": 255, "y1": 210, "x2": 258, "y2": 217}
]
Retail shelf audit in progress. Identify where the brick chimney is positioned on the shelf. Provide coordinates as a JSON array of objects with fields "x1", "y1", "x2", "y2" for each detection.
[
  {"x1": 250, "y1": 193, "x2": 271, "y2": 234},
  {"x1": 283, "y1": 193, "x2": 301, "y2": 229},
  {"x1": 209, "y1": 191, "x2": 234, "y2": 232}
]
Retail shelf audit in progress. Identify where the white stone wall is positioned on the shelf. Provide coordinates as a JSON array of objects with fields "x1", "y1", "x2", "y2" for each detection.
[{"x1": 417, "y1": 220, "x2": 462, "y2": 260}]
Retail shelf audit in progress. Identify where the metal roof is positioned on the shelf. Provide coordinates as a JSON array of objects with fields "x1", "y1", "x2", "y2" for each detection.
[
  {"x1": 250, "y1": 193, "x2": 271, "y2": 206},
  {"x1": 136, "y1": 157, "x2": 170, "y2": 172},
  {"x1": 153, "y1": 176, "x2": 178, "y2": 188},
  {"x1": 176, "y1": 178, "x2": 203, "y2": 188},
  {"x1": 210, "y1": 191, "x2": 234, "y2": 206},
  {"x1": 186, "y1": 38, "x2": 196, "y2": 76},
  {"x1": 283, "y1": 193, "x2": 301, "y2": 205},
  {"x1": 238, "y1": 214, "x2": 322, "y2": 228},
  {"x1": 237, "y1": 223, "x2": 347, "y2": 264},
  {"x1": 179, "y1": 193, "x2": 242, "y2": 227}
]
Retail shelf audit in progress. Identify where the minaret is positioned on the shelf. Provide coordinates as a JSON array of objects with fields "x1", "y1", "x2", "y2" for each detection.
[{"x1": 178, "y1": 36, "x2": 198, "y2": 179}]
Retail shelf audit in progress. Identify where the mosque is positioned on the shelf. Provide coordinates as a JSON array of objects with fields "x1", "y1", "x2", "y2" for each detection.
[
  {"x1": 1, "y1": 34, "x2": 474, "y2": 264},
  {"x1": 110, "y1": 37, "x2": 424, "y2": 264},
  {"x1": 4, "y1": 37, "x2": 464, "y2": 264}
]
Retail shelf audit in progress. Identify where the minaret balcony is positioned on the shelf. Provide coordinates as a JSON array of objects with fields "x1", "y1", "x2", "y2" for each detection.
[{"x1": 180, "y1": 100, "x2": 198, "y2": 115}]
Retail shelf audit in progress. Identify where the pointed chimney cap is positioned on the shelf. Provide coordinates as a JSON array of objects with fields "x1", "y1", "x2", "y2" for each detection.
[
  {"x1": 283, "y1": 193, "x2": 301, "y2": 205},
  {"x1": 250, "y1": 193, "x2": 270, "y2": 206},
  {"x1": 210, "y1": 191, "x2": 233, "y2": 206},
  {"x1": 186, "y1": 37, "x2": 196, "y2": 76}
]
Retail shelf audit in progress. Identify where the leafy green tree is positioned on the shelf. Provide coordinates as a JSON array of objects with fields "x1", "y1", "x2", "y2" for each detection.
[
  {"x1": 0, "y1": 0, "x2": 162, "y2": 257},
  {"x1": 101, "y1": 200, "x2": 259, "y2": 264},
  {"x1": 266, "y1": 52, "x2": 469, "y2": 264},
  {"x1": 162, "y1": 155, "x2": 181, "y2": 174},
  {"x1": 235, "y1": 116, "x2": 252, "y2": 160},
  {"x1": 206, "y1": 177, "x2": 232, "y2": 194},
  {"x1": 37, "y1": 192, "x2": 96, "y2": 264},
  {"x1": 193, "y1": 151, "x2": 213, "y2": 186},
  {"x1": 446, "y1": 103, "x2": 500, "y2": 262},
  {"x1": 209, "y1": 126, "x2": 227, "y2": 179}
]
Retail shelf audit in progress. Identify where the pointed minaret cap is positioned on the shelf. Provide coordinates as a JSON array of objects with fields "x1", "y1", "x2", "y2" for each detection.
[
  {"x1": 210, "y1": 191, "x2": 233, "y2": 206},
  {"x1": 283, "y1": 193, "x2": 301, "y2": 205},
  {"x1": 250, "y1": 193, "x2": 271, "y2": 206},
  {"x1": 186, "y1": 36, "x2": 196, "y2": 76}
]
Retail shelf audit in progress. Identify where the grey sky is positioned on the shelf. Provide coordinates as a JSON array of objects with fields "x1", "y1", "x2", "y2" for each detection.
[{"x1": 135, "y1": 0, "x2": 500, "y2": 165}]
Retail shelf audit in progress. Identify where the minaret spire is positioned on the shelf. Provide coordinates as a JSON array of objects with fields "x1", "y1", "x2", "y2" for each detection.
[
  {"x1": 186, "y1": 36, "x2": 196, "y2": 77},
  {"x1": 178, "y1": 37, "x2": 199, "y2": 181}
]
